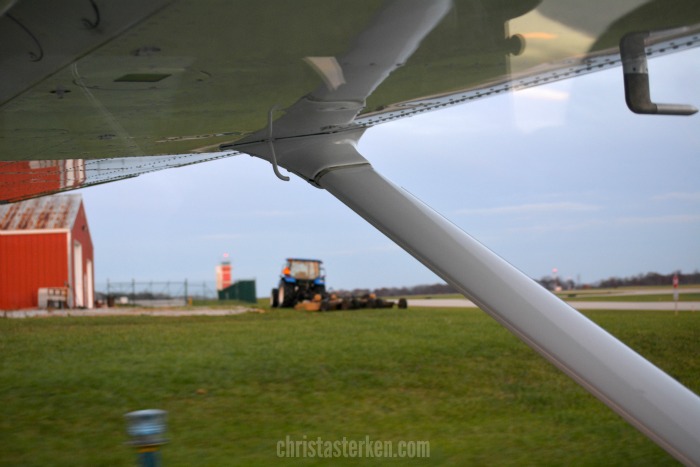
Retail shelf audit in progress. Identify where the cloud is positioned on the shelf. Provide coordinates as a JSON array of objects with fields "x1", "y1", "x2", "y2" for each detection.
[
  {"x1": 617, "y1": 214, "x2": 700, "y2": 225},
  {"x1": 651, "y1": 192, "x2": 700, "y2": 202},
  {"x1": 507, "y1": 220, "x2": 604, "y2": 234},
  {"x1": 251, "y1": 210, "x2": 300, "y2": 218},
  {"x1": 199, "y1": 233, "x2": 245, "y2": 241},
  {"x1": 323, "y1": 244, "x2": 401, "y2": 257},
  {"x1": 503, "y1": 213, "x2": 700, "y2": 235},
  {"x1": 456, "y1": 202, "x2": 600, "y2": 216},
  {"x1": 512, "y1": 82, "x2": 572, "y2": 133},
  {"x1": 515, "y1": 87, "x2": 570, "y2": 102}
]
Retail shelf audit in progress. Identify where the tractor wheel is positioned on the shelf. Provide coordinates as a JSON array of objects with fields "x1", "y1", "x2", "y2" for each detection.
[
  {"x1": 278, "y1": 282, "x2": 296, "y2": 307},
  {"x1": 398, "y1": 298, "x2": 408, "y2": 309},
  {"x1": 271, "y1": 289, "x2": 279, "y2": 308}
]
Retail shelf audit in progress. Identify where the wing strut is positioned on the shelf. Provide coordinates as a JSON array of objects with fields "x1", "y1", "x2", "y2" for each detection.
[
  {"x1": 314, "y1": 149, "x2": 700, "y2": 466},
  {"x1": 232, "y1": 2, "x2": 700, "y2": 462}
]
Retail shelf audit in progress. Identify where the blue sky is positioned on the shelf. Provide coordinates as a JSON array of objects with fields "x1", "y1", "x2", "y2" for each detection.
[{"x1": 79, "y1": 48, "x2": 700, "y2": 295}]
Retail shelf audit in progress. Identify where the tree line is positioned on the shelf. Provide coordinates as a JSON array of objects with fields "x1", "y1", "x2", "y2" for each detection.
[
  {"x1": 592, "y1": 270, "x2": 700, "y2": 288},
  {"x1": 335, "y1": 270, "x2": 699, "y2": 297}
]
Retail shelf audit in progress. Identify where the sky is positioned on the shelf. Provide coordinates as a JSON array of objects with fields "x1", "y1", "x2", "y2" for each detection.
[{"x1": 77, "y1": 48, "x2": 700, "y2": 297}]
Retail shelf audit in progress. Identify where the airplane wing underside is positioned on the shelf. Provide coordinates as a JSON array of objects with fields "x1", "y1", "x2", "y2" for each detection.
[{"x1": 1, "y1": 0, "x2": 699, "y2": 202}]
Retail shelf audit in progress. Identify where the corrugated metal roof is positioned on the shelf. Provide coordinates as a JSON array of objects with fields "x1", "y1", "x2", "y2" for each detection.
[{"x1": 0, "y1": 194, "x2": 82, "y2": 231}]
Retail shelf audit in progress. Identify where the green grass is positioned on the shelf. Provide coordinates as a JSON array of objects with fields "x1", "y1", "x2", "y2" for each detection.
[{"x1": 1, "y1": 308, "x2": 698, "y2": 466}]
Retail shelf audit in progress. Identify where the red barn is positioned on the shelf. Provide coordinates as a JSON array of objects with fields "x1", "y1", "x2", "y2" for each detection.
[{"x1": 0, "y1": 194, "x2": 94, "y2": 310}]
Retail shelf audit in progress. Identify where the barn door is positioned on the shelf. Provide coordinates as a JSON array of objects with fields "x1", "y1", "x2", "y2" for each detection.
[
  {"x1": 73, "y1": 241, "x2": 84, "y2": 308},
  {"x1": 86, "y1": 260, "x2": 94, "y2": 309}
]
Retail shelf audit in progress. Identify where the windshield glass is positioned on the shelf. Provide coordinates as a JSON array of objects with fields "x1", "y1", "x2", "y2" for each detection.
[{"x1": 288, "y1": 260, "x2": 320, "y2": 280}]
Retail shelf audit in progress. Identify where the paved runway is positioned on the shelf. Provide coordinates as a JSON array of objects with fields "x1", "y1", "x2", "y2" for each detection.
[{"x1": 408, "y1": 298, "x2": 700, "y2": 311}]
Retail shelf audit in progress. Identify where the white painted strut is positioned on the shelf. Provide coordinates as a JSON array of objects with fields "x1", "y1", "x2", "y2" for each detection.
[
  {"x1": 318, "y1": 161, "x2": 700, "y2": 466},
  {"x1": 232, "y1": 1, "x2": 700, "y2": 463}
]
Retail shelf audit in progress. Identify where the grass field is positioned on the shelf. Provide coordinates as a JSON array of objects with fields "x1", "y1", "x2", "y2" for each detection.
[{"x1": 1, "y1": 307, "x2": 699, "y2": 466}]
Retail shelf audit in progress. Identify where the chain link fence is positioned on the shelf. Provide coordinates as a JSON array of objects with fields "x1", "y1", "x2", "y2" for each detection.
[{"x1": 96, "y1": 280, "x2": 217, "y2": 307}]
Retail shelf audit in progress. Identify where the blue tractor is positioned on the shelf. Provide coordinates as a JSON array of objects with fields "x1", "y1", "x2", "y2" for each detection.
[{"x1": 271, "y1": 258, "x2": 326, "y2": 308}]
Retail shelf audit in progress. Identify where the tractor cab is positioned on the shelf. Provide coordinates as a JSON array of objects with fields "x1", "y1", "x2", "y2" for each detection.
[
  {"x1": 282, "y1": 258, "x2": 324, "y2": 283},
  {"x1": 272, "y1": 258, "x2": 326, "y2": 307}
]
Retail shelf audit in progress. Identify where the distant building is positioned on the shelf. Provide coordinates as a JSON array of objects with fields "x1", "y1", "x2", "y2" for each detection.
[
  {"x1": 218, "y1": 280, "x2": 257, "y2": 304},
  {"x1": 215, "y1": 254, "x2": 256, "y2": 303},
  {"x1": 216, "y1": 254, "x2": 232, "y2": 291},
  {"x1": 0, "y1": 194, "x2": 94, "y2": 310}
]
